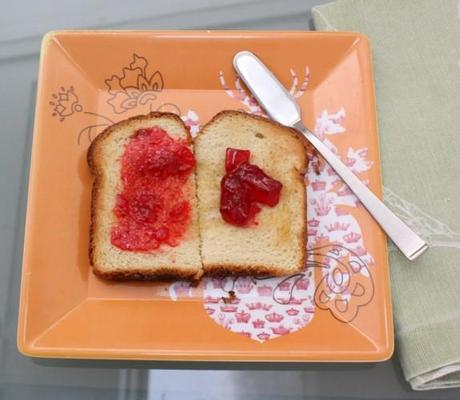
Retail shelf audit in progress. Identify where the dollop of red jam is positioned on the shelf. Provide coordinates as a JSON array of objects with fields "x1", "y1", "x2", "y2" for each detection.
[
  {"x1": 111, "y1": 127, "x2": 195, "y2": 251},
  {"x1": 220, "y1": 148, "x2": 282, "y2": 227}
]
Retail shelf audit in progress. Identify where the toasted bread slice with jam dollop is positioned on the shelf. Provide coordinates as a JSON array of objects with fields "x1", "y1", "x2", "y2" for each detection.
[{"x1": 194, "y1": 111, "x2": 308, "y2": 276}]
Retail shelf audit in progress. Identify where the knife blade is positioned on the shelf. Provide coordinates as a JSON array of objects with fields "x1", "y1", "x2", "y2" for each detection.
[{"x1": 233, "y1": 50, "x2": 428, "y2": 261}]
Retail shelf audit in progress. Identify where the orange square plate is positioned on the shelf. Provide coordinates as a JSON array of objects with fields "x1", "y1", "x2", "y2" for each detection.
[{"x1": 18, "y1": 31, "x2": 393, "y2": 361}]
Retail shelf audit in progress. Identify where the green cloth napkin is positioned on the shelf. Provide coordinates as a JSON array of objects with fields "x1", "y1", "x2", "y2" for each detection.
[{"x1": 312, "y1": 0, "x2": 460, "y2": 391}]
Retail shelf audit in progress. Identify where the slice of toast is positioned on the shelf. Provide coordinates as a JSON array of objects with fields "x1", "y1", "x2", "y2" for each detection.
[
  {"x1": 194, "y1": 110, "x2": 308, "y2": 276},
  {"x1": 88, "y1": 112, "x2": 202, "y2": 280}
]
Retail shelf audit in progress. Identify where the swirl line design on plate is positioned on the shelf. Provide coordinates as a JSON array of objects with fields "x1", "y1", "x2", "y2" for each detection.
[
  {"x1": 49, "y1": 83, "x2": 197, "y2": 145},
  {"x1": 105, "y1": 53, "x2": 164, "y2": 114},
  {"x1": 49, "y1": 86, "x2": 83, "y2": 122},
  {"x1": 309, "y1": 244, "x2": 374, "y2": 323},
  {"x1": 49, "y1": 86, "x2": 115, "y2": 143},
  {"x1": 255, "y1": 243, "x2": 374, "y2": 324}
]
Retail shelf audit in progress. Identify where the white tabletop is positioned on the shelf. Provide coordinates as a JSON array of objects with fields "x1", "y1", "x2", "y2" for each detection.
[{"x1": 1, "y1": 0, "x2": 459, "y2": 398}]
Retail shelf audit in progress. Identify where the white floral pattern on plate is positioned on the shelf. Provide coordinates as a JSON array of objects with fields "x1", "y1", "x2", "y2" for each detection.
[{"x1": 205, "y1": 275, "x2": 315, "y2": 342}]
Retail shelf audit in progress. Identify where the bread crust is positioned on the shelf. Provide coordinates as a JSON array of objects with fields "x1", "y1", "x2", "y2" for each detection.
[
  {"x1": 203, "y1": 263, "x2": 305, "y2": 277},
  {"x1": 199, "y1": 110, "x2": 311, "y2": 172},
  {"x1": 93, "y1": 266, "x2": 200, "y2": 281},
  {"x1": 87, "y1": 111, "x2": 192, "y2": 173}
]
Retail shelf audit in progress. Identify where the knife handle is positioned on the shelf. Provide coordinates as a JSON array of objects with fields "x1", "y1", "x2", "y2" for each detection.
[{"x1": 295, "y1": 122, "x2": 428, "y2": 260}]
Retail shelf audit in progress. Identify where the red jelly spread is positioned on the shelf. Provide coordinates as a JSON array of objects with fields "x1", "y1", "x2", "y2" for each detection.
[
  {"x1": 111, "y1": 127, "x2": 195, "y2": 251},
  {"x1": 220, "y1": 148, "x2": 282, "y2": 227}
]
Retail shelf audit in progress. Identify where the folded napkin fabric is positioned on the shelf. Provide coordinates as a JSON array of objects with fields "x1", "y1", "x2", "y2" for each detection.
[{"x1": 312, "y1": 0, "x2": 460, "y2": 391}]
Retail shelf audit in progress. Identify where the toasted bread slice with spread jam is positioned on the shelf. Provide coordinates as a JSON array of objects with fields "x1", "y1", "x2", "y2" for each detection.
[{"x1": 88, "y1": 112, "x2": 202, "y2": 280}]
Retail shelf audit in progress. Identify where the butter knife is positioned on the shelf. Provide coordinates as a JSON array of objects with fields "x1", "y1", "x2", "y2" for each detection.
[{"x1": 233, "y1": 50, "x2": 428, "y2": 261}]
